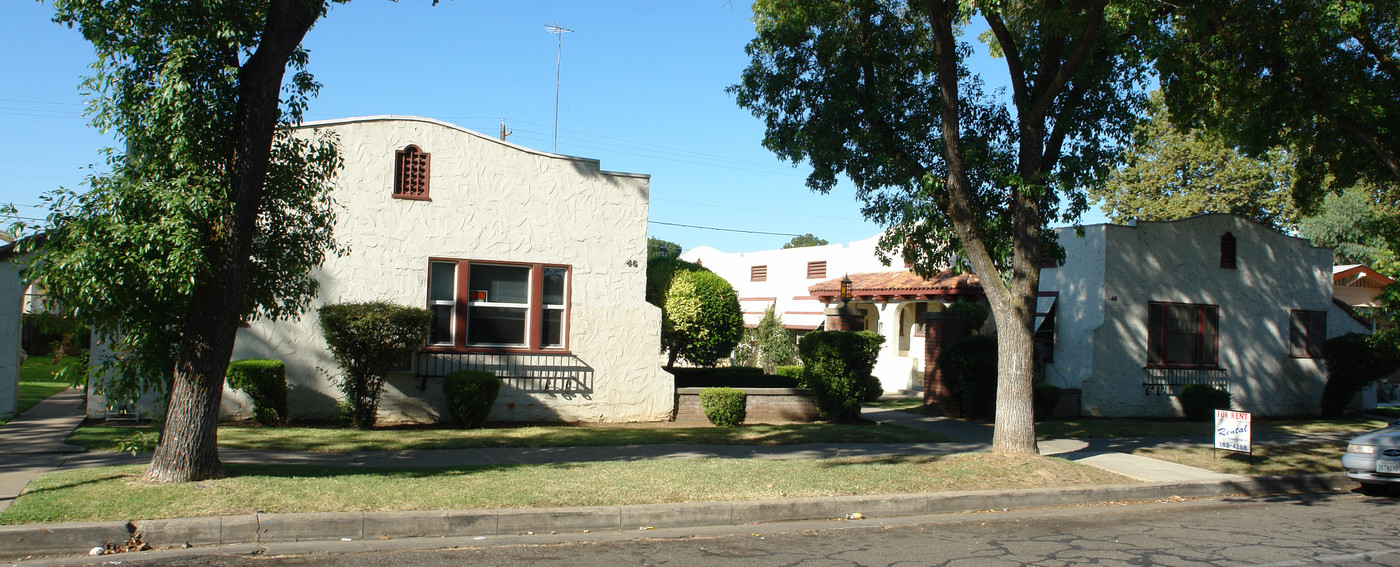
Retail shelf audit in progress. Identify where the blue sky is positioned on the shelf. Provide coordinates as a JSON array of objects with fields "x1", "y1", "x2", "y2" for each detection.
[{"x1": 0, "y1": 1, "x2": 1106, "y2": 255}]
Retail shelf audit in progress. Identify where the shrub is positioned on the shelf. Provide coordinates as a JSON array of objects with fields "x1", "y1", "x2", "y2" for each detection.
[
  {"x1": 1033, "y1": 384, "x2": 1062, "y2": 421},
  {"x1": 774, "y1": 365, "x2": 804, "y2": 382},
  {"x1": 699, "y1": 387, "x2": 747, "y2": 426},
  {"x1": 732, "y1": 305, "x2": 798, "y2": 373},
  {"x1": 226, "y1": 359, "x2": 288, "y2": 425},
  {"x1": 1179, "y1": 384, "x2": 1231, "y2": 421},
  {"x1": 797, "y1": 330, "x2": 884, "y2": 423},
  {"x1": 661, "y1": 269, "x2": 744, "y2": 367},
  {"x1": 443, "y1": 370, "x2": 501, "y2": 428},
  {"x1": 937, "y1": 334, "x2": 998, "y2": 419},
  {"x1": 319, "y1": 301, "x2": 432, "y2": 429},
  {"x1": 945, "y1": 301, "x2": 990, "y2": 333},
  {"x1": 1321, "y1": 332, "x2": 1400, "y2": 417}
]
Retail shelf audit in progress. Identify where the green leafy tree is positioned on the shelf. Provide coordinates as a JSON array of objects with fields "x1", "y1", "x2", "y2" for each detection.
[
  {"x1": 732, "y1": 0, "x2": 1155, "y2": 453},
  {"x1": 645, "y1": 255, "x2": 704, "y2": 307},
  {"x1": 1160, "y1": 0, "x2": 1400, "y2": 204},
  {"x1": 648, "y1": 237, "x2": 682, "y2": 260},
  {"x1": 734, "y1": 305, "x2": 798, "y2": 373},
  {"x1": 1299, "y1": 184, "x2": 1400, "y2": 277},
  {"x1": 17, "y1": 0, "x2": 347, "y2": 482},
  {"x1": 662, "y1": 269, "x2": 744, "y2": 367},
  {"x1": 782, "y1": 233, "x2": 830, "y2": 249},
  {"x1": 1094, "y1": 92, "x2": 1299, "y2": 231}
]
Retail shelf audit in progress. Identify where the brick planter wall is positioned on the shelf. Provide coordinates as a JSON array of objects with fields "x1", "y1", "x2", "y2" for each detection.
[{"x1": 675, "y1": 387, "x2": 821, "y2": 424}]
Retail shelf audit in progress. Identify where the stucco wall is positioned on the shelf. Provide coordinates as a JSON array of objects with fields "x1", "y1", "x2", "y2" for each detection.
[
  {"x1": 224, "y1": 116, "x2": 673, "y2": 423},
  {"x1": 0, "y1": 261, "x2": 24, "y2": 419},
  {"x1": 1049, "y1": 215, "x2": 1364, "y2": 417},
  {"x1": 1039, "y1": 226, "x2": 1107, "y2": 392}
]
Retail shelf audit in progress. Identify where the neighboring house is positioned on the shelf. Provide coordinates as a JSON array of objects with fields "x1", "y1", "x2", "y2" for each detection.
[
  {"x1": 1038, "y1": 214, "x2": 1368, "y2": 417},
  {"x1": 683, "y1": 237, "x2": 984, "y2": 393},
  {"x1": 682, "y1": 235, "x2": 899, "y2": 332},
  {"x1": 84, "y1": 116, "x2": 674, "y2": 423},
  {"x1": 1333, "y1": 264, "x2": 1395, "y2": 329}
]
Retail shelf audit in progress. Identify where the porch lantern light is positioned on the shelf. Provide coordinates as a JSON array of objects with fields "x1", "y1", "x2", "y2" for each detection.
[{"x1": 839, "y1": 274, "x2": 853, "y2": 307}]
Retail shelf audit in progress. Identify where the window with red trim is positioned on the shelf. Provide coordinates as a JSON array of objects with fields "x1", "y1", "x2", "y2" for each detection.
[
  {"x1": 1147, "y1": 301, "x2": 1219, "y2": 368},
  {"x1": 427, "y1": 259, "x2": 569, "y2": 351},
  {"x1": 394, "y1": 145, "x2": 430, "y2": 199},
  {"x1": 1289, "y1": 310, "x2": 1326, "y2": 358}
]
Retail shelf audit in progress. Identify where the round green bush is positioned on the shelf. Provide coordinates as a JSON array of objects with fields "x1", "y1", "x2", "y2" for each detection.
[
  {"x1": 1179, "y1": 384, "x2": 1231, "y2": 421},
  {"x1": 443, "y1": 370, "x2": 502, "y2": 428},
  {"x1": 226, "y1": 359, "x2": 288, "y2": 426},
  {"x1": 699, "y1": 387, "x2": 747, "y2": 426},
  {"x1": 797, "y1": 330, "x2": 884, "y2": 423}
]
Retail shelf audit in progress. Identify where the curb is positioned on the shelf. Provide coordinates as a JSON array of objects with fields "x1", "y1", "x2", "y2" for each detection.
[{"x1": 0, "y1": 473, "x2": 1356, "y2": 560}]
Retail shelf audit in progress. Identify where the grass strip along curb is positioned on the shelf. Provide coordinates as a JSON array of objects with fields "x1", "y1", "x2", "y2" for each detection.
[{"x1": 0, "y1": 473, "x2": 1354, "y2": 560}]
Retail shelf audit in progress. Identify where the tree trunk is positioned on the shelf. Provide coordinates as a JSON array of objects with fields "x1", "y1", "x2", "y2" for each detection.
[{"x1": 145, "y1": 0, "x2": 323, "y2": 483}]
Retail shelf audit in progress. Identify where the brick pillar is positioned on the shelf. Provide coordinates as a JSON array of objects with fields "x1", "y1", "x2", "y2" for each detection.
[
  {"x1": 923, "y1": 311, "x2": 970, "y2": 416},
  {"x1": 823, "y1": 306, "x2": 865, "y2": 331}
]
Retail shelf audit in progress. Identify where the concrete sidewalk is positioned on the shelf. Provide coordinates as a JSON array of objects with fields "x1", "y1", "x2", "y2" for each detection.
[{"x1": 0, "y1": 395, "x2": 1362, "y2": 560}]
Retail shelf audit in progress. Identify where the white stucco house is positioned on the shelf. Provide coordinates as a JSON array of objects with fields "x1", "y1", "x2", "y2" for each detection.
[
  {"x1": 682, "y1": 236, "x2": 984, "y2": 393},
  {"x1": 72, "y1": 116, "x2": 674, "y2": 424},
  {"x1": 1038, "y1": 214, "x2": 1368, "y2": 417}
]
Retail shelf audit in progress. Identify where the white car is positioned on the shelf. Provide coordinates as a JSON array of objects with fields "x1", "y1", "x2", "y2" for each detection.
[{"x1": 1342, "y1": 419, "x2": 1400, "y2": 494}]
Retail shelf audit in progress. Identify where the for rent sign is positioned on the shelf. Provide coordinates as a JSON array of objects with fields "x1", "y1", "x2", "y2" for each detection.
[{"x1": 1214, "y1": 410, "x2": 1252, "y2": 454}]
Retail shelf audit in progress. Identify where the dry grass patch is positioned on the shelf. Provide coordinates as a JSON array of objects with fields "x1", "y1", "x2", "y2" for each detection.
[
  {"x1": 1037, "y1": 417, "x2": 1389, "y2": 440},
  {"x1": 1132, "y1": 443, "x2": 1346, "y2": 476},
  {"x1": 1, "y1": 453, "x2": 1131, "y2": 525}
]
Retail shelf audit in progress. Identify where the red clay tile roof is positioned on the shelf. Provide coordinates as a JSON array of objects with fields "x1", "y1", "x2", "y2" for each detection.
[{"x1": 808, "y1": 269, "x2": 981, "y2": 301}]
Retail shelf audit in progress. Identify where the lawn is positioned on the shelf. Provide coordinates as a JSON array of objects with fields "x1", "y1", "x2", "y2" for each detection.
[
  {"x1": 1131, "y1": 443, "x2": 1347, "y2": 476},
  {"x1": 69, "y1": 421, "x2": 953, "y2": 453},
  {"x1": 0, "y1": 452, "x2": 1131, "y2": 525}
]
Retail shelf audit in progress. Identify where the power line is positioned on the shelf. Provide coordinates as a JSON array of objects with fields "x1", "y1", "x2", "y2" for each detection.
[{"x1": 648, "y1": 220, "x2": 802, "y2": 237}]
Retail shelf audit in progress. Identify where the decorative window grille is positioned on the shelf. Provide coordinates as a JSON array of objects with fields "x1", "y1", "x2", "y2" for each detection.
[
  {"x1": 394, "y1": 145, "x2": 430, "y2": 199},
  {"x1": 806, "y1": 261, "x2": 827, "y2": 279},
  {"x1": 751, "y1": 265, "x2": 768, "y2": 282}
]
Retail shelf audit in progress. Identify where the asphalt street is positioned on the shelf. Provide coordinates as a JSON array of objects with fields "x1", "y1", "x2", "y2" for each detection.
[{"x1": 16, "y1": 491, "x2": 1400, "y2": 567}]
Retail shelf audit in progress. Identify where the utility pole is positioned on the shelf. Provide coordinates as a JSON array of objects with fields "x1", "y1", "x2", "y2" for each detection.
[
  {"x1": 499, "y1": 118, "x2": 512, "y2": 142},
  {"x1": 545, "y1": 22, "x2": 572, "y2": 154}
]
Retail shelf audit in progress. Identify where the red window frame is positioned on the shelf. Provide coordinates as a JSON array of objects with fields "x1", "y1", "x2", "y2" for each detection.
[
  {"x1": 424, "y1": 258, "x2": 572, "y2": 353},
  {"x1": 1146, "y1": 301, "x2": 1220, "y2": 369},
  {"x1": 1289, "y1": 310, "x2": 1326, "y2": 358}
]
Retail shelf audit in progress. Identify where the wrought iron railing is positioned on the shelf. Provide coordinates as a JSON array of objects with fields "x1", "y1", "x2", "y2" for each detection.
[
  {"x1": 414, "y1": 352, "x2": 594, "y2": 395},
  {"x1": 1141, "y1": 367, "x2": 1228, "y2": 395}
]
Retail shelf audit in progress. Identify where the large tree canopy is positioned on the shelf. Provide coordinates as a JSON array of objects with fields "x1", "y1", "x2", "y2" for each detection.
[
  {"x1": 782, "y1": 233, "x2": 830, "y2": 249},
  {"x1": 733, "y1": 0, "x2": 1156, "y2": 453},
  {"x1": 1094, "y1": 92, "x2": 1299, "y2": 231},
  {"x1": 1160, "y1": 0, "x2": 1400, "y2": 204},
  {"x1": 21, "y1": 0, "x2": 346, "y2": 482},
  {"x1": 1299, "y1": 184, "x2": 1400, "y2": 276}
]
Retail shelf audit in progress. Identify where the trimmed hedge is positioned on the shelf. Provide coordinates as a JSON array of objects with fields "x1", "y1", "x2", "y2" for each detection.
[
  {"x1": 669, "y1": 366, "x2": 803, "y2": 389},
  {"x1": 444, "y1": 370, "x2": 501, "y2": 428},
  {"x1": 699, "y1": 387, "x2": 747, "y2": 426},
  {"x1": 226, "y1": 359, "x2": 288, "y2": 426},
  {"x1": 798, "y1": 330, "x2": 884, "y2": 423},
  {"x1": 937, "y1": 334, "x2": 998, "y2": 420},
  {"x1": 1179, "y1": 384, "x2": 1231, "y2": 421}
]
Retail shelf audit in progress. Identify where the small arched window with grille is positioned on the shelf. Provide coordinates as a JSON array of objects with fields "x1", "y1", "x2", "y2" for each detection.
[
  {"x1": 1220, "y1": 232, "x2": 1237, "y2": 269},
  {"x1": 394, "y1": 145, "x2": 430, "y2": 200}
]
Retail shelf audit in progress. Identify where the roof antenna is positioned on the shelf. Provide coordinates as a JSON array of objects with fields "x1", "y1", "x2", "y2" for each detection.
[{"x1": 545, "y1": 22, "x2": 573, "y2": 154}]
